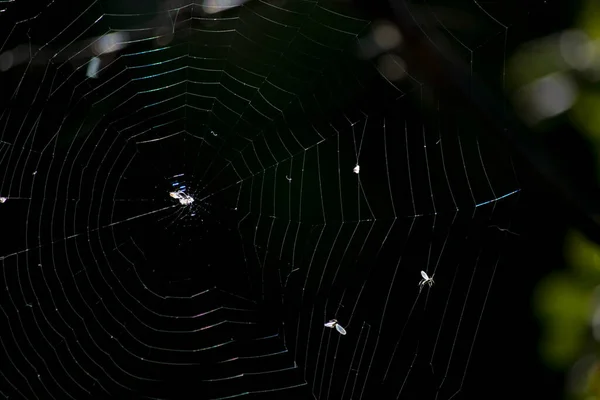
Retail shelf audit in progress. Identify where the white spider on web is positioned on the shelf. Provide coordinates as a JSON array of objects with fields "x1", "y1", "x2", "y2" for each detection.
[
  {"x1": 324, "y1": 319, "x2": 347, "y2": 335},
  {"x1": 169, "y1": 190, "x2": 194, "y2": 205},
  {"x1": 419, "y1": 270, "x2": 434, "y2": 290}
]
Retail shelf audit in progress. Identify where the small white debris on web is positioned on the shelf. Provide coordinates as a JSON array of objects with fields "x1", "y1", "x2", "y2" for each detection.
[
  {"x1": 0, "y1": 197, "x2": 6, "y2": 203},
  {"x1": 353, "y1": 165, "x2": 360, "y2": 174}
]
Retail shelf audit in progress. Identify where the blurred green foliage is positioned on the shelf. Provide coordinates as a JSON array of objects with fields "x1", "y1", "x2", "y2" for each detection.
[
  {"x1": 570, "y1": 0, "x2": 600, "y2": 144},
  {"x1": 535, "y1": 266, "x2": 590, "y2": 368},
  {"x1": 509, "y1": 0, "x2": 600, "y2": 397},
  {"x1": 534, "y1": 230, "x2": 600, "y2": 398}
]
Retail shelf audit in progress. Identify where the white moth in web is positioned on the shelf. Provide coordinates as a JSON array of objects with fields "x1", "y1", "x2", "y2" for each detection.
[
  {"x1": 419, "y1": 270, "x2": 434, "y2": 290},
  {"x1": 324, "y1": 319, "x2": 347, "y2": 335},
  {"x1": 353, "y1": 164, "x2": 360, "y2": 174}
]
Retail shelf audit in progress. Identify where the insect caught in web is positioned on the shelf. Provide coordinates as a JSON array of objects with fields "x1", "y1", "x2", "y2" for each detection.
[
  {"x1": 419, "y1": 270, "x2": 434, "y2": 290},
  {"x1": 169, "y1": 190, "x2": 194, "y2": 205},
  {"x1": 324, "y1": 319, "x2": 347, "y2": 335}
]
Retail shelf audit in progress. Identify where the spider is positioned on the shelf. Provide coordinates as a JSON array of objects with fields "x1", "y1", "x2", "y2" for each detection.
[
  {"x1": 324, "y1": 319, "x2": 347, "y2": 335},
  {"x1": 169, "y1": 190, "x2": 194, "y2": 205},
  {"x1": 419, "y1": 270, "x2": 434, "y2": 290}
]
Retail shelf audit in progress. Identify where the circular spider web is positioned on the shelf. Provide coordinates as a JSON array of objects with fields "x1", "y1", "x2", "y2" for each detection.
[{"x1": 0, "y1": 0, "x2": 527, "y2": 399}]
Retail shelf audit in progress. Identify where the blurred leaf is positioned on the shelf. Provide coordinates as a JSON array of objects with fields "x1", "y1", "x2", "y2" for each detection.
[
  {"x1": 542, "y1": 323, "x2": 584, "y2": 368},
  {"x1": 565, "y1": 229, "x2": 600, "y2": 277},
  {"x1": 577, "y1": 0, "x2": 600, "y2": 40},
  {"x1": 571, "y1": 91, "x2": 600, "y2": 141},
  {"x1": 585, "y1": 363, "x2": 600, "y2": 397},
  {"x1": 536, "y1": 270, "x2": 592, "y2": 368},
  {"x1": 507, "y1": 39, "x2": 567, "y2": 90}
]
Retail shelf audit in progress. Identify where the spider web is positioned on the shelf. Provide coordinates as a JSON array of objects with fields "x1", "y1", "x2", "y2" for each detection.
[{"x1": 0, "y1": 0, "x2": 527, "y2": 399}]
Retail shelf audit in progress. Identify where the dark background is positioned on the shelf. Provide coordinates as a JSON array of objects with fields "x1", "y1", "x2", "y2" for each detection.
[{"x1": 0, "y1": 0, "x2": 590, "y2": 399}]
